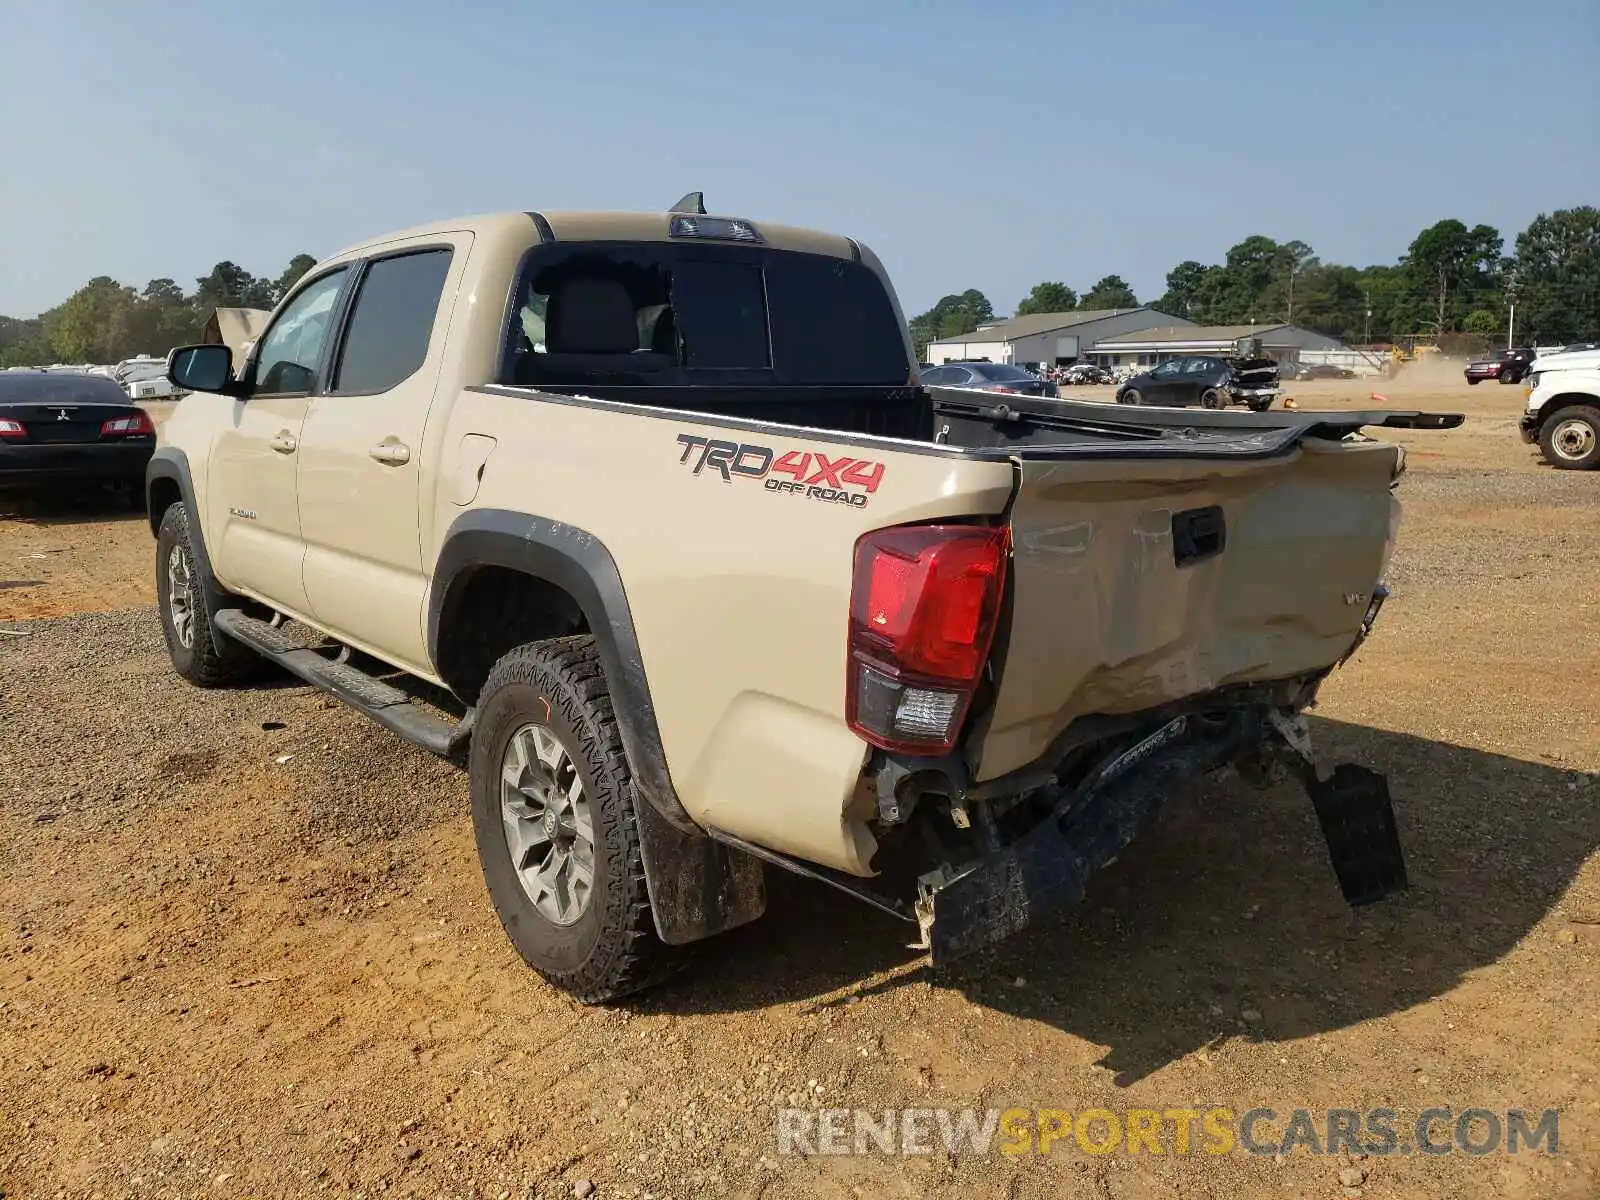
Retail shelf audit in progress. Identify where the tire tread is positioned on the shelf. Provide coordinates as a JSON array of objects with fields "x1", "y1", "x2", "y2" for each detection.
[{"x1": 477, "y1": 635, "x2": 680, "y2": 1003}]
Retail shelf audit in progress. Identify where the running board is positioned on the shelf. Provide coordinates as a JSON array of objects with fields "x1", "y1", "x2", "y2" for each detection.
[{"x1": 213, "y1": 609, "x2": 472, "y2": 759}]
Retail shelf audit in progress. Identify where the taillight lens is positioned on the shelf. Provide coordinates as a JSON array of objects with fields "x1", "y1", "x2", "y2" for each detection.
[
  {"x1": 846, "y1": 524, "x2": 1009, "y2": 755},
  {"x1": 0, "y1": 418, "x2": 24, "y2": 440},
  {"x1": 100, "y1": 412, "x2": 156, "y2": 438}
]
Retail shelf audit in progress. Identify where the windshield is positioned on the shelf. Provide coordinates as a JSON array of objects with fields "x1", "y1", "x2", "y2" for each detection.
[{"x1": 503, "y1": 242, "x2": 910, "y2": 388}]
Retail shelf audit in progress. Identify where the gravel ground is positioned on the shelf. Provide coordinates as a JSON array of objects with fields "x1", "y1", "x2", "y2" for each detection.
[{"x1": 1, "y1": 377, "x2": 1596, "y2": 1199}]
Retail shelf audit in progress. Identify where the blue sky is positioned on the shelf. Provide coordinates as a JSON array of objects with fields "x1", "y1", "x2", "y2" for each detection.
[{"x1": 1, "y1": 0, "x2": 1595, "y2": 319}]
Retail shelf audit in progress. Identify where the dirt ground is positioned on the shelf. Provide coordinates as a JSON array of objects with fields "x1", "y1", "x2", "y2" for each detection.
[{"x1": 1, "y1": 375, "x2": 1596, "y2": 1199}]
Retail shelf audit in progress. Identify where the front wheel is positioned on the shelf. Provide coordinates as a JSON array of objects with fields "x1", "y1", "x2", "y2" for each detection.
[
  {"x1": 1119, "y1": 388, "x2": 1141, "y2": 405},
  {"x1": 155, "y1": 503, "x2": 260, "y2": 687},
  {"x1": 1200, "y1": 388, "x2": 1227, "y2": 410},
  {"x1": 1539, "y1": 406, "x2": 1600, "y2": 470},
  {"x1": 470, "y1": 635, "x2": 682, "y2": 1003},
  {"x1": 1467, "y1": 377, "x2": 1481, "y2": 385},
  {"x1": 1498, "y1": 367, "x2": 1516, "y2": 384},
  {"x1": 1247, "y1": 396, "x2": 1274, "y2": 412}
]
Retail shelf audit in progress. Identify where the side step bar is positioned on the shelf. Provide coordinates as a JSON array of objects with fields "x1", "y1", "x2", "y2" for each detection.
[{"x1": 214, "y1": 609, "x2": 472, "y2": 759}]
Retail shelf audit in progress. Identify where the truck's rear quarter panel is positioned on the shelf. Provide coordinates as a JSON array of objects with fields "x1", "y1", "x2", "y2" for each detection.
[{"x1": 444, "y1": 389, "x2": 1016, "y2": 872}]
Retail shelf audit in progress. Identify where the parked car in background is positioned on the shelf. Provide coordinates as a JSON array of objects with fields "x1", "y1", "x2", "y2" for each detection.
[
  {"x1": 1116, "y1": 356, "x2": 1280, "y2": 410},
  {"x1": 1062, "y1": 362, "x2": 1114, "y2": 385},
  {"x1": 1464, "y1": 347, "x2": 1536, "y2": 385},
  {"x1": 1299, "y1": 362, "x2": 1356, "y2": 380},
  {"x1": 1520, "y1": 347, "x2": 1600, "y2": 469},
  {"x1": 920, "y1": 361, "x2": 1059, "y2": 397},
  {"x1": 0, "y1": 369, "x2": 156, "y2": 503}
]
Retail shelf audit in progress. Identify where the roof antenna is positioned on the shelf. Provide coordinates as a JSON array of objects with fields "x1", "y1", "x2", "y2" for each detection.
[{"x1": 669, "y1": 191, "x2": 707, "y2": 215}]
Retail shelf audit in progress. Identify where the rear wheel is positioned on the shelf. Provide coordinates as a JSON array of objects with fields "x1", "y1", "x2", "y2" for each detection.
[
  {"x1": 1119, "y1": 388, "x2": 1141, "y2": 405},
  {"x1": 155, "y1": 503, "x2": 260, "y2": 687},
  {"x1": 470, "y1": 635, "x2": 681, "y2": 1003},
  {"x1": 1539, "y1": 406, "x2": 1600, "y2": 470},
  {"x1": 1200, "y1": 388, "x2": 1227, "y2": 409}
]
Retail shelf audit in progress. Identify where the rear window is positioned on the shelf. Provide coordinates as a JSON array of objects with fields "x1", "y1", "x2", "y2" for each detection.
[
  {"x1": 0, "y1": 372, "x2": 129, "y2": 405},
  {"x1": 503, "y1": 242, "x2": 910, "y2": 388},
  {"x1": 968, "y1": 364, "x2": 1034, "y2": 382}
]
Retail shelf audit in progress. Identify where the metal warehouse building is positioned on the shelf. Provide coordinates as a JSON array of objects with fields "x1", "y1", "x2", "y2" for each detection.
[
  {"x1": 925, "y1": 308, "x2": 1193, "y2": 368},
  {"x1": 1087, "y1": 323, "x2": 1349, "y2": 368}
]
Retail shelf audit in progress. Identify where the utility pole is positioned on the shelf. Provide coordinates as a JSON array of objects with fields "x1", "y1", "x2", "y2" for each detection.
[{"x1": 1506, "y1": 267, "x2": 1519, "y2": 349}]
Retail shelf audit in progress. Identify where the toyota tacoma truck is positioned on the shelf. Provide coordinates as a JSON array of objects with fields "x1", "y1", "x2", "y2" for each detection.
[{"x1": 147, "y1": 196, "x2": 1460, "y2": 1002}]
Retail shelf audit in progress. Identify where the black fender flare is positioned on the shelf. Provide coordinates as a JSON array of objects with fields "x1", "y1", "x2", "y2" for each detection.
[
  {"x1": 428, "y1": 510, "x2": 765, "y2": 945},
  {"x1": 145, "y1": 448, "x2": 232, "y2": 656}
]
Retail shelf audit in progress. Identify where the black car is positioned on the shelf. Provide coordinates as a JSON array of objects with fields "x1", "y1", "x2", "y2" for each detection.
[
  {"x1": 920, "y1": 361, "x2": 1059, "y2": 397},
  {"x1": 1115, "y1": 355, "x2": 1280, "y2": 411},
  {"x1": 0, "y1": 370, "x2": 157, "y2": 500},
  {"x1": 1298, "y1": 362, "x2": 1356, "y2": 380},
  {"x1": 1464, "y1": 347, "x2": 1535, "y2": 385}
]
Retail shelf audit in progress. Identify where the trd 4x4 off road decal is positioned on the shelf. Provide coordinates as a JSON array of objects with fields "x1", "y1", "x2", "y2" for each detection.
[{"x1": 675, "y1": 434, "x2": 885, "y2": 508}]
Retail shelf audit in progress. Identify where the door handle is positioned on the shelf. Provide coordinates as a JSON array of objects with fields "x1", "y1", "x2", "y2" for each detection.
[
  {"x1": 368, "y1": 441, "x2": 411, "y2": 466},
  {"x1": 270, "y1": 431, "x2": 298, "y2": 454}
]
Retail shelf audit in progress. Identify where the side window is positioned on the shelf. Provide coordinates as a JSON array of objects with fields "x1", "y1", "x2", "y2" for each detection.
[
  {"x1": 332, "y1": 249, "x2": 453, "y2": 394},
  {"x1": 252, "y1": 269, "x2": 347, "y2": 395}
]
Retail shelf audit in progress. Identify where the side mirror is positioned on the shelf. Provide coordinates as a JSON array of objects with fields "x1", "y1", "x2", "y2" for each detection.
[{"x1": 167, "y1": 344, "x2": 241, "y2": 396}]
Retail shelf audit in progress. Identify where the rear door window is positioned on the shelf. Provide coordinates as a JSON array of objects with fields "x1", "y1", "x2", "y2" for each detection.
[{"x1": 332, "y1": 249, "x2": 453, "y2": 394}]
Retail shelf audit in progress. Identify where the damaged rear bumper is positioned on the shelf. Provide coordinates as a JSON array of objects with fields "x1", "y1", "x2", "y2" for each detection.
[{"x1": 920, "y1": 706, "x2": 1407, "y2": 965}]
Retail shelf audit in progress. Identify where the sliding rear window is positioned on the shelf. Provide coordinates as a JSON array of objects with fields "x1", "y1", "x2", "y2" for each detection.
[{"x1": 501, "y1": 242, "x2": 910, "y2": 388}]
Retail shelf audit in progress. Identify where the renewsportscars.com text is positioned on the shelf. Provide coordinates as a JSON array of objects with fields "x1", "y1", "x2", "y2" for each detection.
[{"x1": 775, "y1": 1106, "x2": 1560, "y2": 1159}]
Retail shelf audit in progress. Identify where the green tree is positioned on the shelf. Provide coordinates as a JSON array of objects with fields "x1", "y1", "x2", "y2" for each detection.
[
  {"x1": 50, "y1": 277, "x2": 138, "y2": 362},
  {"x1": 1511, "y1": 206, "x2": 1600, "y2": 343},
  {"x1": 271, "y1": 253, "x2": 319, "y2": 304},
  {"x1": 908, "y1": 289, "x2": 995, "y2": 355},
  {"x1": 1079, "y1": 274, "x2": 1138, "y2": 310},
  {"x1": 194, "y1": 261, "x2": 274, "y2": 312},
  {"x1": 1014, "y1": 281, "x2": 1077, "y2": 316},
  {"x1": 1401, "y1": 219, "x2": 1503, "y2": 336},
  {"x1": 1462, "y1": 309, "x2": 1500, "y2": 336},
  {"x1": 1155, "y1": 260, "x2": 1211, "y2": 319}
]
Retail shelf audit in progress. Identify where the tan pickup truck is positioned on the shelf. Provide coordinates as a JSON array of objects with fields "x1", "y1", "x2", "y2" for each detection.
[{"x1": 148, "y1": 196, "x2": 1460, "y2": 1002}]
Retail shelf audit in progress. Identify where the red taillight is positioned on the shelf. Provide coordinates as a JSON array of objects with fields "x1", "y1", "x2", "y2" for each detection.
[
  {"x1": 0, "y1": 418, "x2": 24, "y2": 440},
  {"x1": 100, "y1": 412, "x2": 155, "y2": 438},
  {"x1": 846, "y1": 524, "x2": 1009, "y2": 755},
  {"x1": 993, "y1": 385, "x2": 1018, "y2": 394}
]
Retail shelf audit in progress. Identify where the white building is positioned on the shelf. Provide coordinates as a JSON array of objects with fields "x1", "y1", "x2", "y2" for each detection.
[
  {"x1": 925, "y1": 308, "x2": 1193, "y2": 368},
  {"x1": 1087, "y1": 323, "x2": 1354, "y2": 368}
]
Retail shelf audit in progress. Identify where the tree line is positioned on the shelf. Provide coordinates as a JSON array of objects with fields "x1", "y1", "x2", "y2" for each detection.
[
  {"x1": 909, "y1": 207, "x2": 1600, "y2": 357},
  {"x1": 0, "y1": 255, "x2": 317, "y2": 368}
]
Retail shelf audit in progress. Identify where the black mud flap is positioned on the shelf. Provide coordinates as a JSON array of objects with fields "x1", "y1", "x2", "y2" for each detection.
[
  {"x1": 631, "y1": 789, "x2": 767, "y2": 946},
  {"x1": 926, "y1": 721, "x2": 1259, "y2": 966},
  {"x1": 1300, "y1": 763, "x2": 1407, "y2": 906}
]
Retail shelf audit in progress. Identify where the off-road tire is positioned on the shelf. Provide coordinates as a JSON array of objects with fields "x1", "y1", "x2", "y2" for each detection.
[
  {"x1": 1119, "y1": 388, "x2": 1141, "y2": 405},
  {"x1": 1200, "y1": 387, "x2": 1227, "y2": 409},
  {"x1": 1498, "y1": 367, "x2": 1515, "y2": 384},
  {"x1": 1539, "y1": 406, "x2": 1600, "y2": 470},
  {"x1": 470, "y1": 635, "x2": 680, "y2": 1003},
  {"x1": 155, "y1": 503, "x2": 260, "y2": 687}
]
